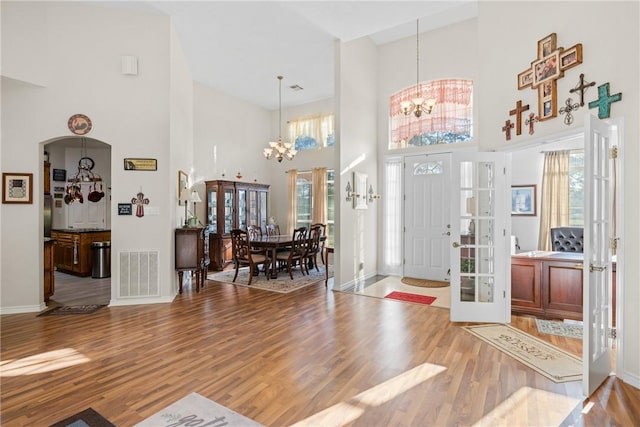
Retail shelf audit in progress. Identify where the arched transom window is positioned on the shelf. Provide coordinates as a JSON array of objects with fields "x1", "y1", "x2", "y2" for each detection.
[{"x1": 389, "y1": 79, "x2": 473, "y2": 149}]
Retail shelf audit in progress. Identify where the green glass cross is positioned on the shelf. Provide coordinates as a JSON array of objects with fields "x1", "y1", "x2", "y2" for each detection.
[{"x1": 588, "y1": 83, "x2": 622, "y2": 119}]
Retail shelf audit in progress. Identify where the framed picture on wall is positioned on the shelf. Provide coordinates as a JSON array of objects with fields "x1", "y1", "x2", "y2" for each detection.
[
  {"x1": 511, "y1": 185, "x2": 536, "y2": 216},
  {"x1": 2, "y1": 173, "x2": 33, "y2": 204},
  {"x1": 178, "y1": 170, "x2": 189, "y2": 205}
]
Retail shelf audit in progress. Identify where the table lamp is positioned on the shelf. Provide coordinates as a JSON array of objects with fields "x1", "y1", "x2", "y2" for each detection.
[
  {"x1": 189, "y1": 189, "x2": 202, "y2": 226},
  {"x1": 180, "y1": 190, "x2": 190, "y2": 227}
]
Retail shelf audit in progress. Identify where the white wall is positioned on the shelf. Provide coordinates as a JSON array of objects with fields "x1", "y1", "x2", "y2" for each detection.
[
  {"x1": 477, "y1": 1, "x2": 639, "y2": 388},
  {"x1": 511, "y1": 135, "x2": 583, "y2": 251},
  {"x1": 192, "y1": 82, "x2": 272, "y2": 223},
  {"x1": 336, "y1": 37, "x2": 378, "y2": 288},
  {"x1": 1, "y1": 2, "x2": 178, "y2": 310},
  {"x1": 267, "y1": 97, "x2": 336, "y2": 228}
]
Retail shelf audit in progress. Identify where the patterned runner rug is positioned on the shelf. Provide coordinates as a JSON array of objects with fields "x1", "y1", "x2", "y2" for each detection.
[
  {"x1": 208, "y1": 265, "x2": 332, "y2": 294},
  {"x1": 463, "y1": 324, "x2": 582, "y2": 383},
  {"x1": 535, "y1": 319, "x2": 583, "y2": 339},
  {"x1": 135, "y1": 392, "x2": 262, "y2": 426}
]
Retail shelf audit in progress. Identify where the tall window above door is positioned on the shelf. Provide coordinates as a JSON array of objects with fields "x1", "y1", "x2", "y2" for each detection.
[
  {"x1": 288, "y1": 114, "x2": 335, "y2": 150},
  {"x1": 389, "y1": 79, "x2": 473, "y2": 149}
]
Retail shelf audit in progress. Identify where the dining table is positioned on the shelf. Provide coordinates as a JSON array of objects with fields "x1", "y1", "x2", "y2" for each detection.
[
  {"x1": 250, "y1": 233, "x2": 326, "y2": 279},
  {"x1": 249, "y1": 234, "x2": 294, "y2": 279}
]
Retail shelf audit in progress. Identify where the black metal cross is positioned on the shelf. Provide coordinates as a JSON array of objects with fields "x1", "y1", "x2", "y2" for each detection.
[
  {"x1": 569, "y1": 73, "x2": 595, "y2": 106},
  {"x1": 559, "y1": 98, "x2": 580, "y2": 125}
]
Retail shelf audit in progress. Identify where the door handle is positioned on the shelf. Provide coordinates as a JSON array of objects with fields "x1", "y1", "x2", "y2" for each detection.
[
  {"x1": 589, "y1": 264, "x2": 607, "y2": 272},
  {"x1": 452, "y1": 242, "x2": 461, "y2": 248}
]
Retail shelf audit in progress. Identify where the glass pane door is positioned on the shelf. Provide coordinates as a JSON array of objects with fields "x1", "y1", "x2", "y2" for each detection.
[
  {"x1": 237, "y1": 189, "x2": 247, "y2": 230},
  {"x1": 450, "y1": 152, "x2": 510, "y2": 323},
  {"x1": 224, "y1": 188, "x2": 234, "y2": 234},
  {"x1": 208, "y1": 187, "x2": 217, "y2": 233}
]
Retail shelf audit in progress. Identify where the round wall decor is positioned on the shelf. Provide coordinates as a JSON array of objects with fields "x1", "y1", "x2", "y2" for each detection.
[{"x1": 68, "y1": 114, "x2": 92, "y2": 135}]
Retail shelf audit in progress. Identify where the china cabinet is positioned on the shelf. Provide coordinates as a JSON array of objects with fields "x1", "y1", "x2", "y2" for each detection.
[{"x1": 205, "y1": 180, "x2": 269, "y2": 270}]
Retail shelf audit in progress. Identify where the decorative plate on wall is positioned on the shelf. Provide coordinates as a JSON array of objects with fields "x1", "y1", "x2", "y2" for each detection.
[{"x1": 68, "y1": 114, "x2": 92, "y2": 135}]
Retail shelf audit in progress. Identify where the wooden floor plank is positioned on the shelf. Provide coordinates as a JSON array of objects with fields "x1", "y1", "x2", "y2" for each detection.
[{"x1": 1, "y1": 274, "x2": 638, "y2": 426}]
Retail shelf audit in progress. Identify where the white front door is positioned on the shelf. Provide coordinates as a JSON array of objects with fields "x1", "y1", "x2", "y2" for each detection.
[
  {"x1": 583, "y1": 115, "x2": 614, "y2": 396},
  {"x1": 403, "y1": 153, "x2": 451, "y2": 281},
  {"x1": 450, "y1": 152, "x2": 511, "y2": 323}
]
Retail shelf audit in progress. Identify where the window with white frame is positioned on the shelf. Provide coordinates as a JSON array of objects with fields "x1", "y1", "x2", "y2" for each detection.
[
  {"x1": 288, "y1": 114, "x2": 335, "y2": 150},
  {"x1": 296, "y1": 169, "x2": 335, "y2": 244},
  {"x1": 382, "y1": 158, "x2": 403, "y2": 274},
  {"x1": 569, "y1": 150, "x2": 584, "y2": 226},
  {"x1": 389, "y1": 79, "x2": 473, "y2": 149}
]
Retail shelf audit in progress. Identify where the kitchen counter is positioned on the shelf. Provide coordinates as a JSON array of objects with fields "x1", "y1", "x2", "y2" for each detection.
[
  {"x1": 52, "y1": 228, "x2": 111, "y2": 233},
  {"x1": 50, "y1": 229, "x2": 111, "y2": 276}
]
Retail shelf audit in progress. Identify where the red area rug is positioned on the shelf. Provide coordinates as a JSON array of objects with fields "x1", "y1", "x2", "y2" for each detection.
[{"x1": 384, "y1": 291, "x2": 436, "y2": 305}]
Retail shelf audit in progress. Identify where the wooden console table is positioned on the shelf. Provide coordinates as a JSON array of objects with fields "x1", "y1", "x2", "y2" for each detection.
[
  {"x1": 511, "y1": 251, "x2": 616, "y2": 323},
  {"x1": 175, "y1": 227, "x2": 210, "y2": 293}
]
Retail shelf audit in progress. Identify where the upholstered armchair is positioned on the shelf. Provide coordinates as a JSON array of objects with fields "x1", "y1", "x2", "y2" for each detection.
[{"x1": 550, "y1": 227, "x2": 584, "y2": 252}]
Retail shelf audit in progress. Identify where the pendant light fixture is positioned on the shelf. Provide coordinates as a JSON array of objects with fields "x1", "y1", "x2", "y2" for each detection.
[
  {"x1": 264, "y1": 75, "x2": 297, "y2": 162},
  {"x1": 400, "y1": 19, "x2": 436, "y2": 118}
]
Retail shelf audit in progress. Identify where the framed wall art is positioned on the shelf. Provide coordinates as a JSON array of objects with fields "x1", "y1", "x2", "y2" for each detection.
[
  {"x1": 2, "y1": 173, "x2": 33, "y2": 204},
  {"x1": 560, "y1": 44, "x2": 583, "y2": 71},
  {"x1": 178, "y1": 170, "x2": 189, "y2": 205},
  {"x1": 124, "y1": 158, "x2": 157, "y2": 171},
  {"x1": 511, "y1": 185, "x2": 536, "y2": 216}
]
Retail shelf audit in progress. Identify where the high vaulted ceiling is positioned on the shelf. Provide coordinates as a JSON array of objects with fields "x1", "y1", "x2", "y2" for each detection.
[{"x1": 107, "y1": 1, "x2": 478, "y2": 110}]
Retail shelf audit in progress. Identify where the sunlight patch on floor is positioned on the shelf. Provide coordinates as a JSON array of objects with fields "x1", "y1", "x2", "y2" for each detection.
[
  {"x1": 290, "y1": 362, "x2": 447, "y2": 426},
  {"x1": 472, "y1": 386, "x2": 581, "y2": 426},
  {"x1": 0, "y1": 348, "x2": 90, "y2": 376},
  {"x1": 354, "y1": 276, "x2": 451, "y2": 309}
]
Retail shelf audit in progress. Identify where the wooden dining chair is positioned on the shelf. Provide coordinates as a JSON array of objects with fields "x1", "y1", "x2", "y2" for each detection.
[
  {"x1": 230, "y1": 228, "x2": 270, "y2": 286},
  {"x1": 311, "y1": 223, "x2": 327, "y2": 265},
  {"x1": 304, "y1": 224, "x2": 323, "y2": 273},
  {"x1": 266, "y1": 223, "x2": 281, "y2": 236},
  {"x1": 276, "y1": 227, "x2": 308, "y2": 279}
]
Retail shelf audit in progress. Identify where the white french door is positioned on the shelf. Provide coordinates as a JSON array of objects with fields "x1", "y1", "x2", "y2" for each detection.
[
  {"x1": 583, "y1": 115, "x2": 614, "y2": 396},
  {"x1": 403, "y1": 153, "x2": 451, "y2": 281},
  {"x1": 450, "y1": 152, "x2": 511, "y2": 323}
]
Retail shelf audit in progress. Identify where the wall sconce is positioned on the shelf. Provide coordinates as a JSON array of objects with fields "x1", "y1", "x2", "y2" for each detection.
[
  {"x1": 345, "y1": 181, "x2": 358, "y2": 202},
  {"x1": 368, "y1": 184, "x2": 381, "y2": 203}
]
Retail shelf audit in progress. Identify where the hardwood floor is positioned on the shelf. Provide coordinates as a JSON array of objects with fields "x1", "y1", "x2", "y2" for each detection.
[{"x1": 1, "y1": 276, "x2": 638, "y2": 426}]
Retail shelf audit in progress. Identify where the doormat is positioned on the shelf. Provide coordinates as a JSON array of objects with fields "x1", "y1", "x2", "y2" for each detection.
[
  {"x1": 50, "y1": 407, "x2": 115, "y2": 427},
  {"x1": 463, "y1": 324, "x2": 582, "y2": 383},
  {"x1": 38, "y1": 305, "x2": 106, "y2": 316},
  {"x1": 208, "y1": 265, "x2": 332, "y2": 294},
  {"x1": 135, "y1": 392, "x2": 263, "y2": 426},
  {"x1": 536, "y1": 319, "x2": 583, "y2": 339},
  {"x1": 384, "y1": 291, "x2": 436, "y2": 305},
  {"x1": 401, "y1": 277, "x2": 450, "y2": 288}
]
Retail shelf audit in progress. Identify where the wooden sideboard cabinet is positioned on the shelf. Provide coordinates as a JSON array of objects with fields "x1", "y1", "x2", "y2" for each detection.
[
  {"x1": 51, "y1": 230, "x2": 111, "y2": 276},
  {"x1": 511, "y1": 252, "x2": 616, "y2": 322},
  {"x1": 175, "y1": 227, "x2": 210, "y2": 293},
  {"x1": 205, "y1": 180, "x2": 269, "y2": 271}
]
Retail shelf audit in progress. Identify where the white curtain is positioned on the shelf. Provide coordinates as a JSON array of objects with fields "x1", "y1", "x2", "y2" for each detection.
[
  {"x1": 287, "y1": 169, "x2": 298, "y2": 236},
  {"x1": 538, "y1": 151, "x2": 570, "y2": 250},
  {"x1": 311, "y1": 167, "x2": 327, "y2": 226},
  {"x1": 383, "y1": 158, "x2": 403, "y2": 274},
  {"x1": 288, "y1": 114, "x2": 334, "y2": 147}
]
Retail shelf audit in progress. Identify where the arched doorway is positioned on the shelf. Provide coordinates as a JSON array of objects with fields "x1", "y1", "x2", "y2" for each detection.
[{"x1": 41, "y1": 136, "x2": 112, "y2": 306}]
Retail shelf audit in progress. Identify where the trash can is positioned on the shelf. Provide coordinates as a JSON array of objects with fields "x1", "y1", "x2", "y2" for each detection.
[{"x1": 91, "y1": 241, "x2": 111, "y2": 278}]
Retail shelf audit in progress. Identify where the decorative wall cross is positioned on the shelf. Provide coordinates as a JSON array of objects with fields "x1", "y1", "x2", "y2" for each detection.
[
  {"x1": 517, "y1": 33, "x2": 583, "y2": 121},
  {"x1": 509, "y1": 100, "x2": 530, "y2": 136},
  {"x1": 131, "y1": 190, "x2": 150, "y2": 218},
  {"x1": 525, "y1": 113, "x2": 539, "y2": 135},
  {"x1": 569, "y1": 73, "x2": 595, "y2": 106},
  {"x1": 502, "y1": 119, "x2": 514, "y2": 141},
  {"x1": 588, "y1": 82, "x2": 622, "y2": 119},
  {"x1": 559, "y1": 98, "x2": 580, "y2": 125}
]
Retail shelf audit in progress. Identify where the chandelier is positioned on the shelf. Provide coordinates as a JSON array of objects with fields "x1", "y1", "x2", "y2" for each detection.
[
  {"x1": 400, "y1": 19, "x2": 436, "y2": 118},
  {"x1": 264, "y1": 75, "x2": 297, "y2": 162}
]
